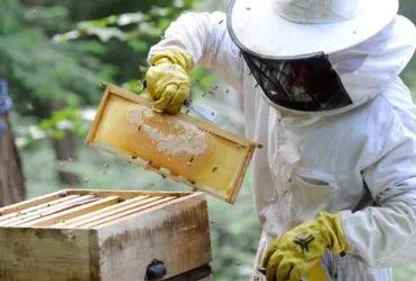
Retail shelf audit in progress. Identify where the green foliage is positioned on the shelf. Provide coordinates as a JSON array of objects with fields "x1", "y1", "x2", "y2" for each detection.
[
  {"x1": 1, "y1": 0, "x2": 197, "y2": 128},
  {"x1": 51, "y1": 3, "x2": 196, "y2": 93},
  {"x1": 1, "y1": 1, "x2": 115, "y2": 116},
  {"x1": 50, "y1": 0, "x2": 194, "y2": 84},
  {"x1": 2, "y1": 32, "x2": 112, "y2": 106},
  {"x1": 399, "y1": 1, "x2": 416, "y2": 91},
  {"x1": 38, "y1": 108, "x2": 87, "y2": 139},
  {"x1": 208, "y1": 181, "x2": 261, "y2": 281},
  {"x1": 0, "y1": 0, "x2": 21, "y2": 34},
  {"x1": 24, "y1": 6, "x2": 71, "y2": 33},
  {"x1": 394, "y1": 264, "x2": 416, "y2": 281}
]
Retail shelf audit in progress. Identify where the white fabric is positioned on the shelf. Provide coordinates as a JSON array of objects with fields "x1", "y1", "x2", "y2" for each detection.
[
  {"x1": 260, "y1": 17, "x2": 416, "y2": 116},
  {"x1": 274, "y1": 0, "x2": 362, "y2": 23},
  {"x1": 228, "y1": 0, "x2": 398, "y2": 57},
  {"x1": 148, "y1": 11, "x2": 416, "y2": 281}
]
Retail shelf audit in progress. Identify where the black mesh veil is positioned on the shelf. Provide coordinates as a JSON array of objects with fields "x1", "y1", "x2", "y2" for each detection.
[{"x1": 242, "y1": 50, "x2": 353, "y2": 112}]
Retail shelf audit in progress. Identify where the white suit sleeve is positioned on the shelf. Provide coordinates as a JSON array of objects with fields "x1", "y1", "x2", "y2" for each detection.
[
  {"x1": 148, "y1": 11, "x2": 244, "y2": 92},
  {"x1": 342, "y1": 109, "x2": 416, "y2": 267}
]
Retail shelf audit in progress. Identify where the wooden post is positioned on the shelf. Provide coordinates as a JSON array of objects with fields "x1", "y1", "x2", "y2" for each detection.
[
  {"x1": 0, "y1": 80, "x2": 25, "y2": 206},
  {"x1": 48, "y1": 99, "x2": 80, "y2": 186}
]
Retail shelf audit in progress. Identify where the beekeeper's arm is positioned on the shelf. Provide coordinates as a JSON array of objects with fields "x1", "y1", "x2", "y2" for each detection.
[
  {"x1": 262, "y1": 110, "x2": 416, "y2": 281},
  {"x1": 145, "y1": 12, "x2": 244, "y2": 113},
  {"x1": 342, "y1": 114, "x2": 416, "y2": 267}
]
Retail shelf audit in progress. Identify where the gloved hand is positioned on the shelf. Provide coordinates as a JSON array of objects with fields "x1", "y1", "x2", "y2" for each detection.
[
  {"x1": 261, "y1": 211, "x2": 348, "y2": 281},
  {"x1": 145, "y1": 49, "x2": 194, "y2": 114}
]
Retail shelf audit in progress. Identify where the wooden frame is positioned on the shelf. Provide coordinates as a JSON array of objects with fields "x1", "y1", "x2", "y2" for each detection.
[
  {"x1": 0, "y1": 189, "x2": 212, "y2": 281},
  {"x1": 86, "y1": 82, "x2": 261, "y2": 204}
]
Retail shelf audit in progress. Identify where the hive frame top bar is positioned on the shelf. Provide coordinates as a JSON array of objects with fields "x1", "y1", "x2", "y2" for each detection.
[
  {"x1": 85, "y1": 82, "x2": 261, "y2": 204},
  {"x1": 89, "y1": 82, "x2": 262, "y2": 147},
  {"x1": 0, "y1": 189, "x2": 197, "y2": 229}
]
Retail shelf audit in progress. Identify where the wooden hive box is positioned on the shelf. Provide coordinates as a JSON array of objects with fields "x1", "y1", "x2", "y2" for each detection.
[
  {"x1": 86, "y1": 83, "x2": 260, "y2": 204},
  {"x1": 0, "y1": 189, "x2": 212, "y2": 281}
]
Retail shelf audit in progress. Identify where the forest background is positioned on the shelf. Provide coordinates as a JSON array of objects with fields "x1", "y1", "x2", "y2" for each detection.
[{"x1": 1, "y1": 0, "x2": 416, "y2": 280}]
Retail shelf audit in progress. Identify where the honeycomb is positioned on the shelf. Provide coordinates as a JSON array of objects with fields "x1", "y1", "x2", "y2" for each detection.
[{"x1": 87, "y1": 84, "x2": 259, "y2": 203}]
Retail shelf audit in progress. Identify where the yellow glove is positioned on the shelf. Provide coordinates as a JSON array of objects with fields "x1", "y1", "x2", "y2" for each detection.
[
  {"x1": 145, "y1": 49, "x2": 194, "y2": 114},
  {"x1": 261, "y1": 211, "x2": 348, "y2": 281}
]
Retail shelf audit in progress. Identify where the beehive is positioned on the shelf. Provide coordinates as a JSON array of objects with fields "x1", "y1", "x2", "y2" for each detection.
[
  {"x1": 0, "y1": 189, "x2": 211, "y2": 281},
  {"x1": 86, "y1": 83, "x2": 260, "y2": 204}
]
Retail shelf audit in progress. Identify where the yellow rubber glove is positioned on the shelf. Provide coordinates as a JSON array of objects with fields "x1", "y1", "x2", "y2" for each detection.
[
  {"x1": 145, "y1": 49, "x2": 194, "y2": 114},
  {"x1": 261, "y1": 211, "x2": 348, "y2": 281}
]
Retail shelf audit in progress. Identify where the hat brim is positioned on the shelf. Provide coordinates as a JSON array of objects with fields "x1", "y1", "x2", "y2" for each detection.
[{"x1": 227, "y1": 0, "x2": 399, "y2": 59}]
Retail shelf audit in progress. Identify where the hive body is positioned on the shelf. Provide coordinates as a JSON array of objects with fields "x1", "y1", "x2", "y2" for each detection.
[{"x1": 0, "y1": 189, "x2": 211, "y2": 280}]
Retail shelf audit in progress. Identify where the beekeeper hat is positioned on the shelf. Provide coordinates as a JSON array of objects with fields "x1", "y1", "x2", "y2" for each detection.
[{"x1": 227, "y1": 0, "x2": 399, "y2": 58}]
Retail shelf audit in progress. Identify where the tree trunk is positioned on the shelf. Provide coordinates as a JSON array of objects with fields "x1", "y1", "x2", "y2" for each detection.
[
  {"x1": 0, "y1": 114, "x2": 26, "y2": 206},
  {"x1": 48, "y1": 99, "x2": 80, "y2": 186},
  {"x1": 52, "y1": 131, "x2": 80, "y2": 186}
]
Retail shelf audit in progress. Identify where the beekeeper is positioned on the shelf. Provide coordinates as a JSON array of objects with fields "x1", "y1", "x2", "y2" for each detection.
[{"x1": 145, "y1": 0, "x2": 416, "y2": 280}]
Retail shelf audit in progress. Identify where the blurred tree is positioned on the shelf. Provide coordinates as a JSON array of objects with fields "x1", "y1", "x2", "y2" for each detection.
[
  {"x1": 0, "y1": 0, "x2": 115, "y2": 185},
  {"x1": 42, "y1": 0, "x2": 194, "y2": 87},
  {"x1": 400, "y1": 0, "x2": 416, "y2": 89},
  {"x1": 0, "y1": 79, "x2": 25, "y2": 206},
  {"x1": 1, "y1": 0, "x2": 193, "y2": 185},
  {"x1": 400, "y1": 0, "x2": 416, "y2": 20}
]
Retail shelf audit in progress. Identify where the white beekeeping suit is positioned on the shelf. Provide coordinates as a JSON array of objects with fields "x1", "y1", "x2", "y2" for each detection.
[{"x1": 148, "y1": 0, "x2": 416, "y2": 280}]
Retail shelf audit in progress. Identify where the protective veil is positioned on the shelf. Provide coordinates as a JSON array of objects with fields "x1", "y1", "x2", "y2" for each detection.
[
  {"x1": 148, "y1": 9, "x2": 416, "y2": 281},
  {"x1": 240, "y1": 18, "x2": 413, "y2": 116}
]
